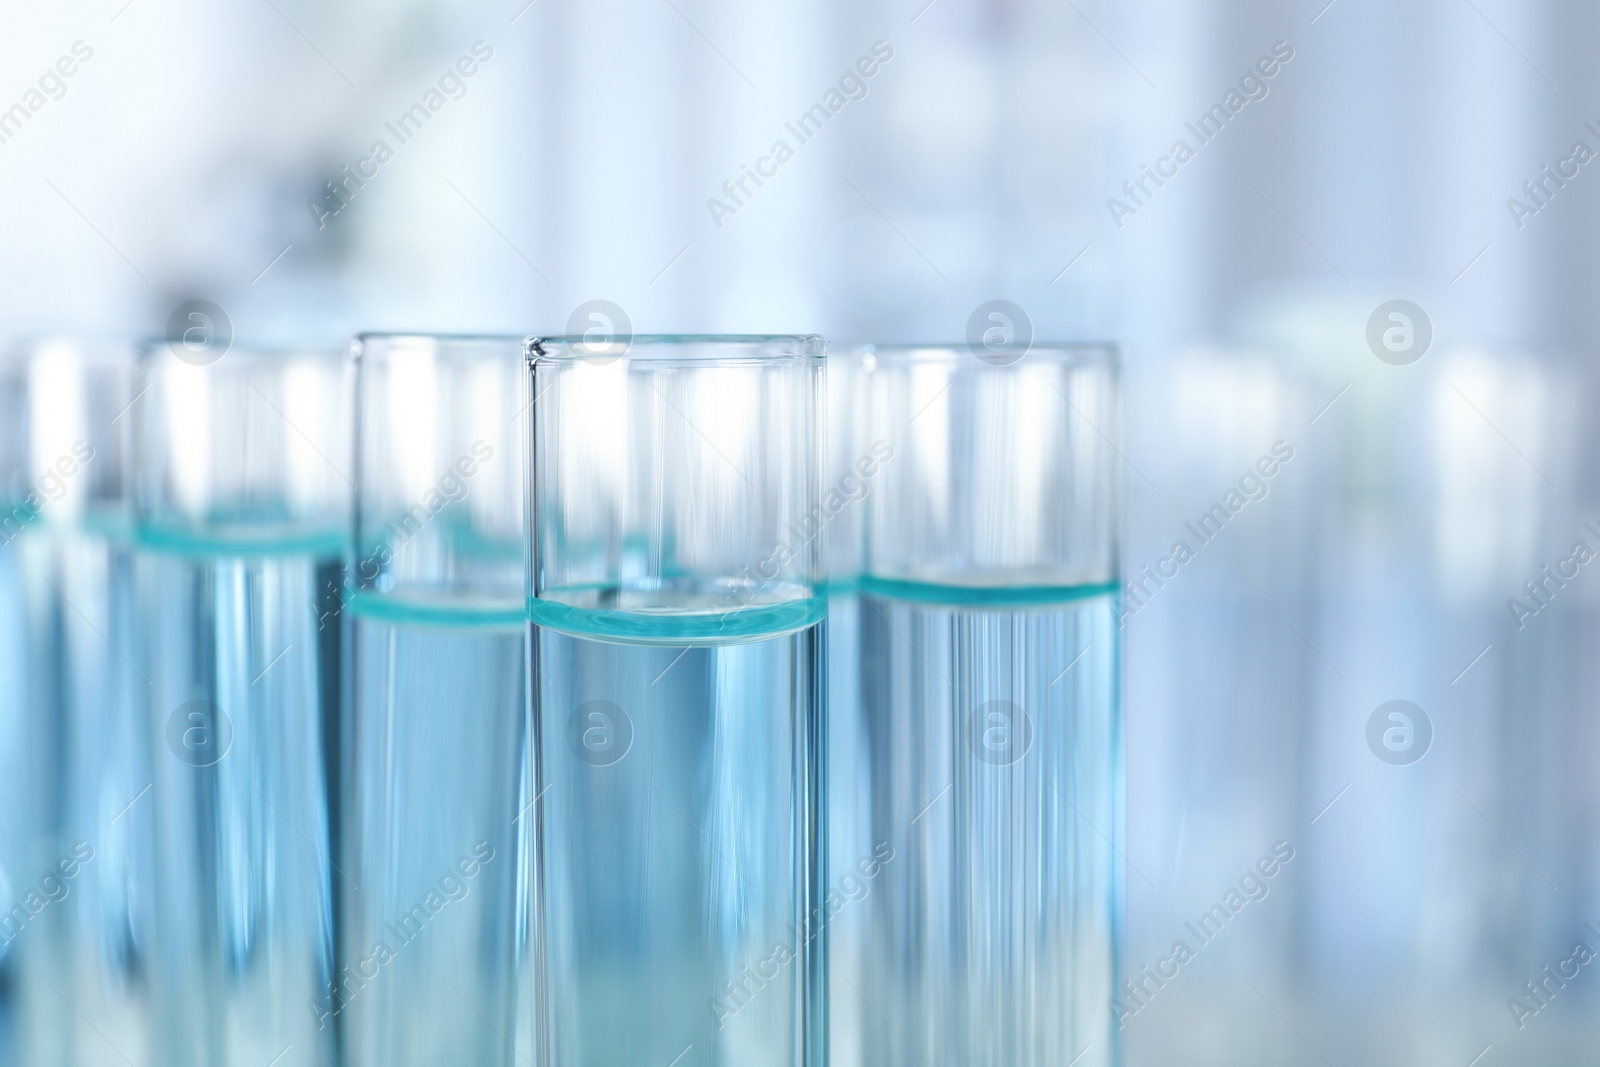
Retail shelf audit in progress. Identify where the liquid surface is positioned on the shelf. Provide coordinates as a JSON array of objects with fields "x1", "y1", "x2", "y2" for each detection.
[
  {"x1": 830, "y1": 580, "x2": 1120, "y2": 1067},
  {"x1": 532, "y1": 605, "x2": 823, "y2": 1067},
  {"x1": 343, "y1": 595, "x2": 526, "y2": 1067},
  {"x1": 531, "y1": 581, "x2": 823, "y2": 646}
]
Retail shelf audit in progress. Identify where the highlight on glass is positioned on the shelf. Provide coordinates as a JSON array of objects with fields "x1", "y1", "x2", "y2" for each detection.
[
  {"x1": 344, "y1": 333, "x2": 528, "y2": 1067},
  {"x1": 525, "y1": 334, "x2": 826, "y2": 1067},
  {"x1": 829, "y1": 342, "x2": 1122, "y2": 1067}
]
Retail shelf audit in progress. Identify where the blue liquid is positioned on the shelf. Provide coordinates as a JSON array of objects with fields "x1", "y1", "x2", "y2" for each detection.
[
  {"x1": 5, "y1": 516, "x2": 153, "y2": 1067},
  {"x1": 531, "y1": 603, "x2": 823, "y2": 1067},
  {"x1": 343, "y1": 593, "x2": 526, "y2": 1067},
  {"x1": 831, "y1": 580, "x2": 1120, "y2": 1067},
  {"x1": 136, "y1": 530, "x2": 340, "y2": 1067}
]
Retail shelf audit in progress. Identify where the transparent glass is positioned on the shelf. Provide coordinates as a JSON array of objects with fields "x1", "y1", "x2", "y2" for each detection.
[
  {"x1": 132, "y1": 341, "x2": 347, "y2": 1067},
  {"x1": 527, "y1": 334, "x2": 825, "y2": 1067},
  {"x1": 344, "y1": 334, "x2": 526, "y2": 1067},
  {"x1": 830, "y1": 343, "x2": 1122, "y2": 1067},
  {"x1": 1, "y1": 337, "x2": 151, "y2": 1067}
]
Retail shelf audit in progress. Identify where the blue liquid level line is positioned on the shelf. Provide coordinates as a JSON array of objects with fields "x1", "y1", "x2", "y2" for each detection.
[
  {"x1": 529, "y1": 594, "x2": 825, "y2": 644},
  {"x1": 850, "y1": 573, "x2": 1120, "y2": 608},
  {"x1": 356, "y1": 589, "x2": 827, "y2": 641},
  {"x1": 347, "y1": 589, "x2": 525, "y2": 631},
  {"x1": 133, "y1": 521, "x2": 346, "y2": 559}
]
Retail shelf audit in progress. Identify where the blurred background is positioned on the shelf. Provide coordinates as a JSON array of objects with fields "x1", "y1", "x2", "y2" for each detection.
[{"x1": 4, "y1": 0, "x2": 1600, "y2": 1063}]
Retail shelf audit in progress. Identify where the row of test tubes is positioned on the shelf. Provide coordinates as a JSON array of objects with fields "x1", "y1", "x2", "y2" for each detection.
[{"x1": 0, "y1": 333, "x2": 1119, "y2": 1067}]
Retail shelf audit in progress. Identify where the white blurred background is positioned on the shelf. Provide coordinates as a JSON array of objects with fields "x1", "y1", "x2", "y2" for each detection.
[{"x1": 5, "y1": 0, "x2": 1600, "y2": 1063}]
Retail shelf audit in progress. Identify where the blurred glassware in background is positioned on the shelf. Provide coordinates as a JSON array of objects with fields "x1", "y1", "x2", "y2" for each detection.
[
  {"x1": 829, "y1": 342, "x2": 1121, "y2": 1067},
  {"x1": 1120, "y1": 307, "x2": 1600, "y2": 1066},
  {"x1": 0, "y1": 337, "x2": 149, "y2": 1067},
  {"x1": 1118, "y1": 336, "x2": 1320, "y2": 1065},
  {"x1": 132, "y1": 341, "x2": 346, "y2": 1067},
  {"x1": 526, "y1": 335, "x2": 825, "y2": 1067},
  {"x1": 344, "y1": 334, "x2": 527, "y2": 1067}
]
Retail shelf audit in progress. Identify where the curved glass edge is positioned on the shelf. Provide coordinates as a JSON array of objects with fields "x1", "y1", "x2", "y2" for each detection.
[
  {"x1": 355, "y1": 332, "x2": 525, "y2": 345},
  {"x1": 848, "y1": 574, "x2": 1121, "y2": 609},
  {"x1": 527, "y1": 334, "x2": 825, "y2": 364},
  {"x1": 0, "y1": 506, "x2": 134, "y2": 545},
  {"x1": 528, "y1": 595, "x2": 825, "y2": 646},
  {"x1": 134, "y1": 521, "x2": 345, "y2": 558},
  {"x1": 353, "y1": 333, "x2": 525, "y2": 366},
  {"x1": 346, "y1": 589, "x2": 524, "y2": 632}
]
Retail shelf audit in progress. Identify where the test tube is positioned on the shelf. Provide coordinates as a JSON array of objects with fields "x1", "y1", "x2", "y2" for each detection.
[
  {"x1": 1, "y1": 337, "x2": 149, "y2": 1066},
  {"x1": 133, "y1": 340, "x2": 348, "y2": 1067},
  {"x1": 831, "y1": 343, "x2": 1121, "y2": 1067},
  {"x1": 343, "y1": 334, "x2": 527, "y2": 1066},
  {"x1": 526, "y1": 334, "x2": 826, "y2": 1067}
]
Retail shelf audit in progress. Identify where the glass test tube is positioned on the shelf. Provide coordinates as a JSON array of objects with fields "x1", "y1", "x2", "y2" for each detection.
[
  {"x1": 526, "y1": 335, "x2": 826, "y2": 1067},
  {"x1": 133, "y1": 341, "x2": 347, "y2": 1067},
  {"x1": 344, "y1": 334, "x2": 527, "y2": 1067},
  {"x1": 831, "y1": 343, "x2": 1121, "y2": 1067},
  {"x1": 1, "y1": 338, "x2": 150, "y2": 1067}
]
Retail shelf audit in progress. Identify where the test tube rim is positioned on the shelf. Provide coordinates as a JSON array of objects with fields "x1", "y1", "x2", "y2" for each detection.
[{"x1": 525, "y1": 333, "x2": 825, "y2": 365}]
